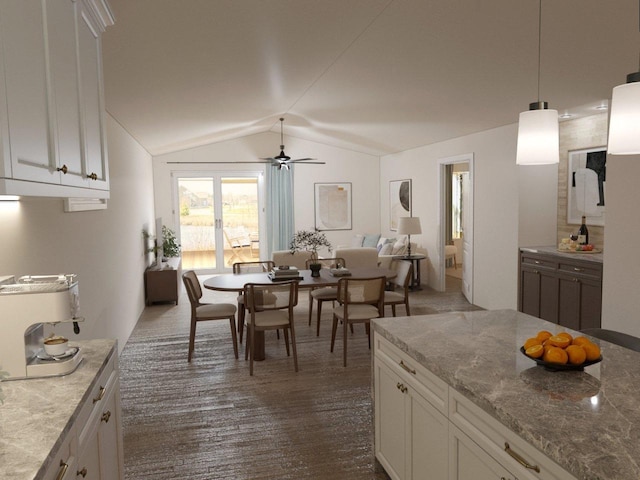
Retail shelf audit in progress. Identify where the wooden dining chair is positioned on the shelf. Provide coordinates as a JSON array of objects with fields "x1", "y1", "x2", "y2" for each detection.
[
  {"x1": 306, "y1": 257, "x2": 346, "y2": 336},
  {"x1": 182, "y1": 270, "x2": 238, "y2": 362},
  {"x1": 383, "y1": 260, "x2": 413, "y2": 316},
  {"x1": 233, "y1": 261, "x2": 275, "y2": 344},
  {"x1": 331, "y1": 276, "x2": 386, "y2": 367},
  {"x1": 243, "y1": 280, "x2": 299, "y2": 375}
]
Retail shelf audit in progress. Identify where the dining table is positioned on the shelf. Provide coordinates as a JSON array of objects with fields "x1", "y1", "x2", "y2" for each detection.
[{"x1": 203, "y1": 267, "x2": 396, "y2": 361}]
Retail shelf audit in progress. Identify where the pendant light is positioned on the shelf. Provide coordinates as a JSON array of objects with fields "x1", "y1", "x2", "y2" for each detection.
[
  {"x1": 516, "y1": 0, "x2": 559, "y2": 165},
  {"x1": 608, "y1": 15, "x2": 640, "y2": 154}
]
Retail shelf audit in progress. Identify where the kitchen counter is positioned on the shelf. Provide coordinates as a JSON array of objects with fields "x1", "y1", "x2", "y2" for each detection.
[
  {"x1": 520, "y1": 245, "x2": 603, "y2": 263},
  {"x1": 372, "y1": 310, "x2": 640, "y2": 480},
  {"x1": 0, "y1": 339, "x2": 117, "y2": 479}
]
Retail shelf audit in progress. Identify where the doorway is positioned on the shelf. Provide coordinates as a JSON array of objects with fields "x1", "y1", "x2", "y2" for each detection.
[
  {"x1": 438, "y1": 154, "x2": 474, "y2": 303},
  {"x1": 173, "y1": 173, "x2": 264, "y2": 274}
]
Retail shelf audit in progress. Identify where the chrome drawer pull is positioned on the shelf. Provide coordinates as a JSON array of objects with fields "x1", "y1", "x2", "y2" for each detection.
[
  {"x1": 77, "y1": 467, "x2": 88, "y2": 478},
  {"x1": 399, "y1": 360, "x2": 416, "y2": 375},
  {"x1": 573, "y1": 267, "x2": 584, "y2": 272},
  {"x1": 504, "y1": 442, "x2": 540, "y2": 473},
  {"x1": 55, "y1": 460, "x2": 69, "y2": 480}
]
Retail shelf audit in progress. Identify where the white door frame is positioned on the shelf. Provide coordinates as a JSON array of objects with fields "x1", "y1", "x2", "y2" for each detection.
[
  {"x1": 438, "y1": 153, "x2": 474, "y2": 303},
  {"x1": 171, "y1": 170, "x2": 266, "y2": 274}
]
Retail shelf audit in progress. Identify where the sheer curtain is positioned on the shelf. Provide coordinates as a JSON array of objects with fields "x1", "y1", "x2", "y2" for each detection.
[{"x1": 266, "y1": 165, "x2": 295, "y2": 258}]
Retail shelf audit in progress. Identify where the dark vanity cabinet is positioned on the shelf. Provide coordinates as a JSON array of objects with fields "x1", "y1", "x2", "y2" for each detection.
[{"x1": 518, "y1": 248, "x2": 602, "y2": 330}]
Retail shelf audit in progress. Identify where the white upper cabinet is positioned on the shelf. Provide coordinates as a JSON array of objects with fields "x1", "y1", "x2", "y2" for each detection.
[{"x1": 0, "y1": 0, "x2": 113, "y2": 198}]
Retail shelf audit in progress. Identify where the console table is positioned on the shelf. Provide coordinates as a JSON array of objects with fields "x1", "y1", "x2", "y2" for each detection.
[{"x1": 144, "y1": 256, "x2": 182, "y2": 305}]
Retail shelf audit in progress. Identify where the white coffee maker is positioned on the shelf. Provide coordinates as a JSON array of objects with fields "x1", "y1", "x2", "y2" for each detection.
[{"x1": 0, "y1": 274, "x2": 84, "y2": 380}]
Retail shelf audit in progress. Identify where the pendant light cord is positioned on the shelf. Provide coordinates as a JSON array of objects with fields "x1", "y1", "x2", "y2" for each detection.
[{"x1": 537, "y1": 0, "x2": 542, "y2": 102}]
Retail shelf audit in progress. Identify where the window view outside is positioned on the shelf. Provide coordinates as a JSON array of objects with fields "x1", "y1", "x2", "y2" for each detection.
[{"x1": 178, "y1": 176, "x2": 260, "y2": 271}]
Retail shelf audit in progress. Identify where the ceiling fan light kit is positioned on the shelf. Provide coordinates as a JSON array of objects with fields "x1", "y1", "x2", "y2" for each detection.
[
  {"x1": 516, "y1": 0, "x2": 559, "y2": 166},
  {"x1": 261, "y1": 118, "x2": 324, "y2": 169}
]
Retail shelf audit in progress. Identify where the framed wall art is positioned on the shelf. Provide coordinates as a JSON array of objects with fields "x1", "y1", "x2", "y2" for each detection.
[
  {"x1": 389, "y1": 179, "x2": 411, "y2": 231},
  {"x1": 314, "y1": 182, "x2": 352, "y2": 231},
  {"x1": 567, "y1": 147, "x2": 606, "y2": 226}
]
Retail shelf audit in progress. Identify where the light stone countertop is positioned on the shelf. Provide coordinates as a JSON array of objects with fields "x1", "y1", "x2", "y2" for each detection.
[
  {"x1": 372, "y1": 310, "x2": 640, "y2": 480},
  {"x1": 520, "y1": 245, "x2": 603, "y2": 263},
  {"x1": 0, "y1": 339, "x2": 117, "y2": 479}
]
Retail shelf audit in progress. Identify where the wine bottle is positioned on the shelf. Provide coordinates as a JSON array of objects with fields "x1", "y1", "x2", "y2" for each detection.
[{"x1": 578, "y1": 216, "x2": 589, "y2": 245}]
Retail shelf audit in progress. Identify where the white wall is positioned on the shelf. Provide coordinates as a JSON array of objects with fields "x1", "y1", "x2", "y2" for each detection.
[
  {"x1": 381, "y1": 123, "x2": 557, "y2": 310},
  {"x1": 601, "y1": 153, "x2": 640, "y2": 336},
  {"x1": 0, "y1": 115, "x2": 155, "y2": 351},
  {"x1": 152, "y1": 132, "x2": 380, "y2": 257},
  {"x1": 518, "y1": 164, "x2": 558, "y2": 247}
]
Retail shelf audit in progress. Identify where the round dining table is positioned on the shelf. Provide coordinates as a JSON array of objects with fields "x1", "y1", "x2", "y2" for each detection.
[{"x1": 203, "y1": 267, "x2": 396, "y2": 361}]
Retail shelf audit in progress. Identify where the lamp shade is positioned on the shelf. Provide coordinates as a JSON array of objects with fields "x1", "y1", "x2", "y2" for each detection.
[
  {"x1": 608, "y1": 80, "x2": 640, "y2": 155},
  {"x1": 516, "y1": 108, "x2": 559, "y2": 165},
  {"x1": 397, "y1": 217, "x2": 422, "y2": 235}
]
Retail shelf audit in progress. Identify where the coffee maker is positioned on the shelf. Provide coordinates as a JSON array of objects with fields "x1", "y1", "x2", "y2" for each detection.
[{"x1": 0, "y1": 274, "x2": 84, "y2": 380}]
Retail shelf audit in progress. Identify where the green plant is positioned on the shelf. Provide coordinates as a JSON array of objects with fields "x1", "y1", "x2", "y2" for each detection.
[
  {"x1": 162, "y1": 225, "x2": 181, "y2": 257},
  {"x1": 0, "y1": 367, "x2": 8, "y2": 404},
  {"x1": 290, "y1": 229, "x2": 332, "y2": 263}
]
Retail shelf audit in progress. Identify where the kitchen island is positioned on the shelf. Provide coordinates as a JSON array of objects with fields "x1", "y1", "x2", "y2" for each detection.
[
  {"x1": 372, "y1": 309, "x2": 640, "y2": 480},
  {"x1": 0, "y1": 339, "x2": 123, "y2": 479}
]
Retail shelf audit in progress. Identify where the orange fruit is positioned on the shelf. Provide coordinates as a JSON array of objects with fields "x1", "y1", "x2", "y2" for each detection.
[
  {"x1": 525, "y1": 344, "x2": 544, "y2": 359},
  {"x1": 523, "y1": 337, "x2": 542, "y2": 350},
  {"x1": 572, "y1": 336, "x2": 591, "y2": 347},
  {"x1": 536, "y1": 330, "x2": 553, "y2": 342},
  {"x1": 566, "y1": 345, "x2": 587, "y2": 365},
  {"x1": 544, "y1": 346, "x2": 568, "y2": 364},
  {"x1": 582, "y1": 342, "x2": 601, "y2": 361},
  {"x1": 548, "y1": 335, "x2": 571, "y2": 349},
  {"x1": 557, "y1": 332, "x2": 573, "y2": 343}
]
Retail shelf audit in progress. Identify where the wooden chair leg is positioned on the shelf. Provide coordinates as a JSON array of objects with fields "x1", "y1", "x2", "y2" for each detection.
[
  {"x1": 290, "y1": 326, "x2": 298, "y2": 372},
  {"x1": 245, "y1": 328, "x2": 251, "y2": 360},
  {"x1": 249, "y1": 325, "x2": 255, "y2": 376},
  {"x1": 330, "y1": 315, "x2": 338, "y2": 352},
  {"x1": 343, "y1": 319, "x2": 349, "y2": 367},
  {"x1": 188, "y1": 317, "x2": 197, "y2": 362},
  {"x1": 316, "y1": 300, "x2": 324, "y2": 336},
  {"x1": 308, "y1": 291, "x2": 314, "y2": 326},
  {"x1": 237, "y1": 304, "x2": 245, "y2": 344},
  {"x1": 229, "y1": 317, "x2": 238, "y2": 359},
  {"x1": 283, "y1": 328, "x2": 290, "y2": 356},
  {"x1": 392, "y1": 304, "x2": 397, "y2": 317},
  {"x1": 366, "y1": 322, "x2": 371, "y2": 349},
  {"x1": 405, "y1": 300, "x2": 411, "y2": 316}
]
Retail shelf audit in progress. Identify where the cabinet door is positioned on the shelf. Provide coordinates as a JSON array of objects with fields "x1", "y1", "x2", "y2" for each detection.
[
  {"x1": 450, "y1": 425, "x2": 515, "y2": 480},
  {"x1": 77, "y1": 2, "x2": 109, "y2": 190},
  {"x1": 46, "y1": 0, "x2": 86, "y2": 187},
  {"x1": 78, "y1": 424, "x2": 101, "y2": 480},
  {"x1": 375, "y1": 357, "x2": 407, "y2": 480},
  {"x1": 520, "y1": 268, "x2": 558, "y2": 323},
  {"x1": 0, "y1": 0, "x2": 58, "y2": 183},
  {"x1": 558, "y1": 276, "x2": 581, "y2": 330},
  {"x1": 519, "y1": 268, "x2": 541, "y2": 318},
  {"x1": 98, "y1": 379, "x2": 124, "y2": 480},
  {"x1": 579, "y1": 278, "x2": 602, "y2": 330},
  {"x1": 410, "y1": 384, "x2": 448, "y2": 480}
]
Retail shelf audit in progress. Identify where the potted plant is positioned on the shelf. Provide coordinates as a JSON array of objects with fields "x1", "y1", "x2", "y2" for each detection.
[
  {"x1": 161, "y1": 226, "x2": 181, "y2": 258},
  {"x1": 290, "y1": 230, "x2": 332, "y2": 277}
]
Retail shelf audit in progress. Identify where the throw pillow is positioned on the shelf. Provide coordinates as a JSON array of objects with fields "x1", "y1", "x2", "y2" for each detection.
[
  {"x1": 351, "y1": 234, "x2": 364, "y2": 247},
  {"x1": 362, "y1": 234, "x2": 381, "y2": 248},
  {"x1": 391, "y1": 238, "x2": 407, "y2": 255},
  {"x1": 379, "y1": 243, "x2": 394, "y2": 255}
]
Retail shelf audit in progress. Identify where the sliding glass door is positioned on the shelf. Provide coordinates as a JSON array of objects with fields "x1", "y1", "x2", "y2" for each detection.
[{"x1": 174, "y1": 173, "x2": 263, "y2": 274}]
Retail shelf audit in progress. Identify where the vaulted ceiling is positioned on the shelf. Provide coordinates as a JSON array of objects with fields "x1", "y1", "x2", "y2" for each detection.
[{"x1": 102, "y1": 0, "x2": 639, "y2": 157}]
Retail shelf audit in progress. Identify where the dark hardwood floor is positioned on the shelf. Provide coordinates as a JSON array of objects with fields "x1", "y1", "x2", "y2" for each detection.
[{"x1": 120, "y1": 275, "x2": 480, "y2": 479}]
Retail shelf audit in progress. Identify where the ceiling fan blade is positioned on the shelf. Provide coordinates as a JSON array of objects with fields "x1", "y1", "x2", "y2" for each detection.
[
  {"x1": 288, "y1": 158, "x2": 321, "y2": 163},
  {"x1": 288, "y1": 161, "x2": 325, "y2": 165},
  {"x1": 166, "y1": 161, "x2": 270, "y2": 164}
]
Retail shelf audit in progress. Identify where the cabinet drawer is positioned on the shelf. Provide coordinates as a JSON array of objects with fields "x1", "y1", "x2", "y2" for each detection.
[
  {"x1": 76, "y1": 351, "x2": 117, "y2": 442},
  {"x1": 521, "y1": 254, "x2": 557, "y2": 271},
  {"x1": 374, "y1": 334, "x2": 448, "y2": 416},
  {"x1": 449, "y1": 389, "x2": 576, "y2": 480},
  {"x1": 557, "y1": 261, "x2": 602, "y2": 280}
]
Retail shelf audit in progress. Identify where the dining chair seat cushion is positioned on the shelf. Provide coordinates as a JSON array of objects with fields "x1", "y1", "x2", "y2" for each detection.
[
  {"x1": 333, "y1": 304, "x2": 380, "y2": 321},
  {"x1": 311, "y1": 287, "x2": 338, "y2": 300},
  {"x1": 196, "y1": 303, "x2": 237, "y2": 318},
  {"x1": 384, "y1": 291, "x2": 405, "y2": 303},
  {"x1": 252, "y1": 310, "x2": 290, "y2": 328}
]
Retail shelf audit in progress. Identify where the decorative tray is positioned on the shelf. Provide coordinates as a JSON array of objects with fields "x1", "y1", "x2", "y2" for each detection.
[
  {"x1": 557, "y1": 248, "x2": 602, "y2": 254},
  {"x1": 519, "y1": 346, "x2": 602, "y2": 372}
]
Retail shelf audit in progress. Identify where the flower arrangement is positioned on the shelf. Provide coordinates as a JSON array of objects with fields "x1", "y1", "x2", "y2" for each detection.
[{"x1": 290, "y1": 229, "x2": 332, "y2": 263}]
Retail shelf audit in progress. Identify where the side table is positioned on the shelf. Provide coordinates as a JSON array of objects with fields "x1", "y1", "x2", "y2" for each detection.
[
  {"x1": 393, "y1": 254, "x2": 426, "y2": 290},
  {"x1": 144, "y1": 256, "x2": 182, "y2": 305}
]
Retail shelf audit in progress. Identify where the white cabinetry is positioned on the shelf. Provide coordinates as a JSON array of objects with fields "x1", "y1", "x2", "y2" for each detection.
[
  {"x1": 373, "y1": 333, "x2": 577, "y2": 480},
  {"x1": 76, "y1": 351, "x2": 124, "y2": 479},
  {"x1": 0, "y1": 0, "x2": 113, "y2": 198},
  {"x1": 374, "y1": 335, "x2": 449, "y2": 480},
  {"x1": 41, "y1": 427, "x2": 78, "y2": 480}
]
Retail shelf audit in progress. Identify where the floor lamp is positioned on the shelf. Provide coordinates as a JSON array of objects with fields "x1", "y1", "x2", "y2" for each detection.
[{"x1": 397, "y1": 217, "x2": 421, "y2": 257}]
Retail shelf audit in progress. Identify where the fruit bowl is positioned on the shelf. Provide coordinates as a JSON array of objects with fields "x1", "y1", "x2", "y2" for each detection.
[{"x1": 520, "y1": 347, "x2": 602, "y2": 372}]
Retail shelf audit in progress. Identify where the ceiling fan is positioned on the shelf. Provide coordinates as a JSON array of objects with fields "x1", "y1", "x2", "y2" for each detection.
[{"x1": 259, "y1": 118, "x2": 325, "y2": 169}]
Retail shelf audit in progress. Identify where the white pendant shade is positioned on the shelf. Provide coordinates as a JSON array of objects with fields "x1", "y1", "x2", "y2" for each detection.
[
  {"x1": 608, "y1": 81, "x2": 640, "y2": 155},
  {"x1": 516, "y1": 108, "x2": 559, "y2": 165}
]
